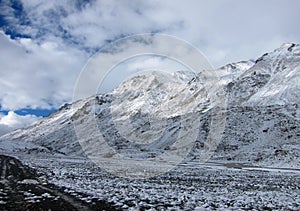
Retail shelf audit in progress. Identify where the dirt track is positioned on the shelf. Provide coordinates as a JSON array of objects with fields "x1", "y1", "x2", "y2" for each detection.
[{"x1": 0, "y1": 155, "x2": 117, "y2": 211}]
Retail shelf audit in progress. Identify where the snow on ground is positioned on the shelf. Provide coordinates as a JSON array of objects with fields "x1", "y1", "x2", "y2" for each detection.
[{"x1": 23, "y1": 156, "x2": 300, "y2": 210}]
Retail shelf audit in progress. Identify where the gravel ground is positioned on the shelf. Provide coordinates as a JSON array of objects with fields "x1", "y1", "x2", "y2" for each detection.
[{"x1": 23, "y1": 156, "x2": 300, "y2": 210}]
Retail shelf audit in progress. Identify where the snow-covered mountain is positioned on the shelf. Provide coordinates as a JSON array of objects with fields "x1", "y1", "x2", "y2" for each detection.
[
  {"x1": 227, "y1": 43, "x2": 300, "y2": 107},
  {"x1": 0, "y1": 43, "x2": 299, "y2": 168}
]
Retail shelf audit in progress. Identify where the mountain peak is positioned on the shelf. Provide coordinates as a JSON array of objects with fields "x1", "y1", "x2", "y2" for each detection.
[
  {"x1": 0, "y1": 44, "x2": 299, "y2": 170},
  {"x1": 279, "y1": 42, "x2": 297, "y2": 49}
]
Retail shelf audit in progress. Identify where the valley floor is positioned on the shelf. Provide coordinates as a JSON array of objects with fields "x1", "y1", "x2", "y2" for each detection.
[{"x1": 15, "y1": 155, "x2": 300, "y2": 210}]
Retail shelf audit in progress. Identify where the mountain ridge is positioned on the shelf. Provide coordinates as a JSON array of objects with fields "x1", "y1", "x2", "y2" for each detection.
[{"x1": 0, "y1": 43, "x2": 299, "y2": 168}]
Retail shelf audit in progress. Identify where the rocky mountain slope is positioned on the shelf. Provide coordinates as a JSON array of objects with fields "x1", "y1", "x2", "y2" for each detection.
[{"x1": 0, "y1": 43, "x2": 299, "y2": 168}]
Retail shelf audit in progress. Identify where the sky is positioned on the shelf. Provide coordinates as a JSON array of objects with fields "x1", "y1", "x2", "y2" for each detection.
[{"x1": 0, "y1": 0, "x2": 300, "y2": 135}]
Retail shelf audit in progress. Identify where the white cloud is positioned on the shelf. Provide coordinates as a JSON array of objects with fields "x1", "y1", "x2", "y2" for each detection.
[
  {"x1": 19, "y1": 0, "x2": 183, "y2": 49},
  {"x1": 1, "y1": 0, "x2": 300, "y2": 111},
  {"x1": 0, "y1": 111, "x2": 40, "y2": 136},
  {"x1": 0, "y1": 32, "x2": 87, "y2": 110},
  {"x1": 16, "y1": 0, "x2": 300, "y2": 67},
  {"x1": 127, "y1": 56, "x2": 188, "y2": 73}
]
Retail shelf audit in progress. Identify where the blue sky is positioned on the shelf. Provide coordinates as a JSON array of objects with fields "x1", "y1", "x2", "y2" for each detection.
[{"x1": 1, "y1": 0, "x2": 300, "y2": 135}]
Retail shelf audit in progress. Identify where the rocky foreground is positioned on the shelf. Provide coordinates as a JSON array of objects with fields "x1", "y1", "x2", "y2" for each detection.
[{"x1": 0, "y1": 155, "x2": 116, "y2": 210}]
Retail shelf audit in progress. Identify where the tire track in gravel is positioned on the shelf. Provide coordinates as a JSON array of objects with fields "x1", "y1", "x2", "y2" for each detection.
[
  {"x1": 36, "y1": 184, "x2": 90, "y2": 211},
  {"x1": 0, "y1": 157, "x2": 7, "y2": 179},
  {"x1": 0, "y1": 154, "x2": 117, "y2": 211}
]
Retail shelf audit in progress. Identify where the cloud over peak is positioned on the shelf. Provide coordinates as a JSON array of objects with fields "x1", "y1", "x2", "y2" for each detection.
[{"x1": 0, "y1": 111, "x2": 39, "y2": 136}]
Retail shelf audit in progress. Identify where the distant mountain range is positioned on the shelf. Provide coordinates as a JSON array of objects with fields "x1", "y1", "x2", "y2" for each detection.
[{"x1": 0, "y1": 43, "x2": 299, "y2": 168}]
